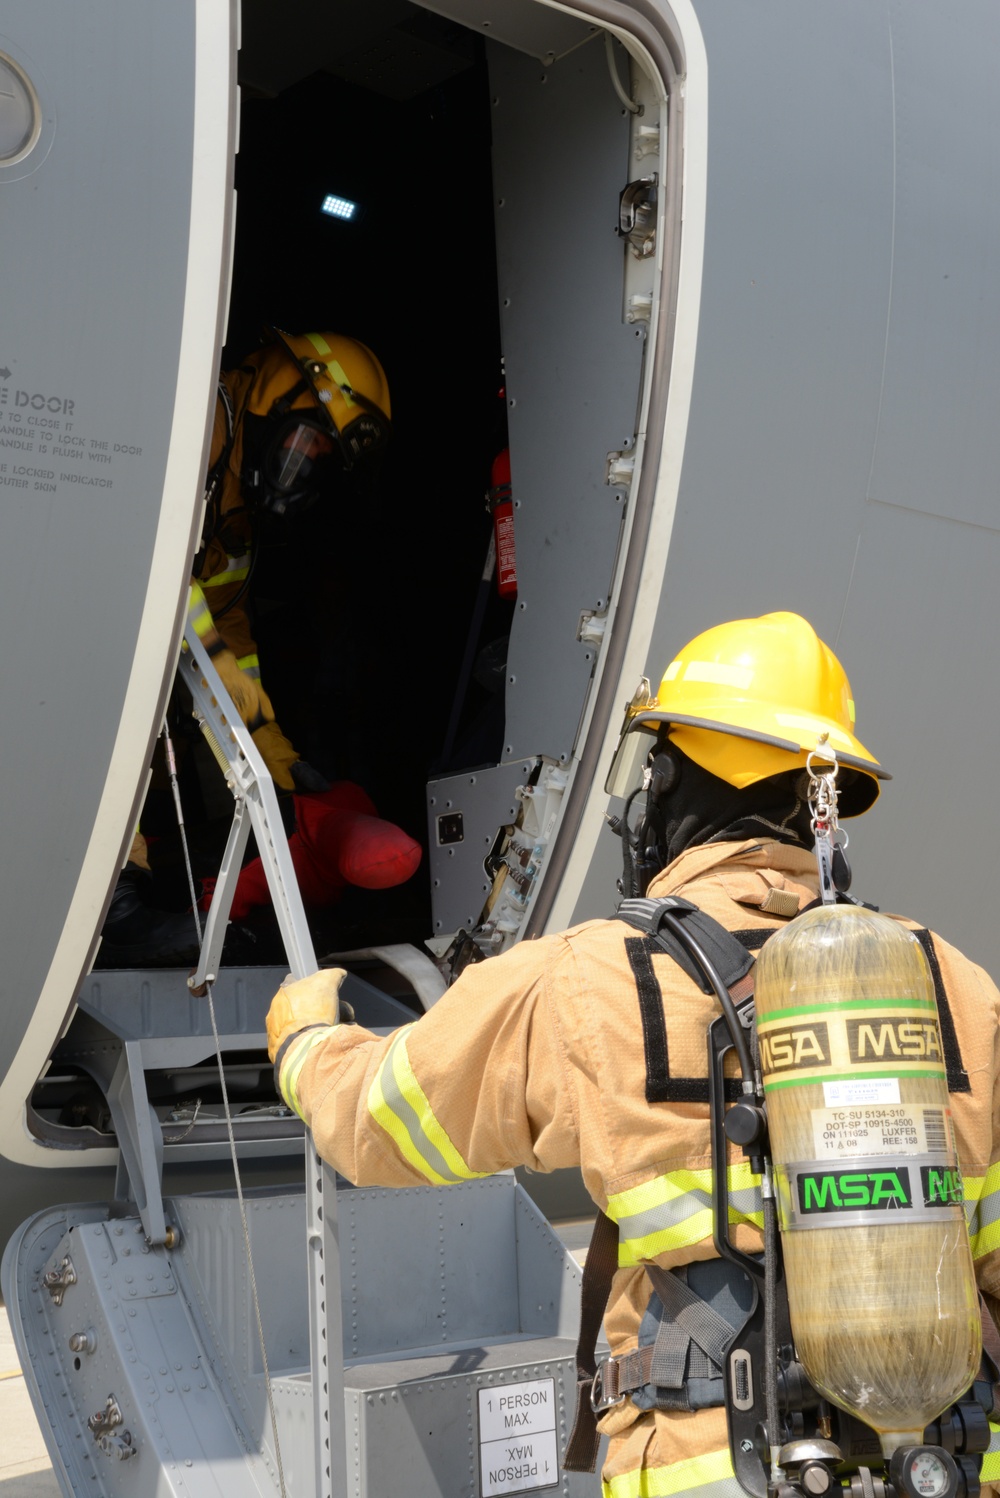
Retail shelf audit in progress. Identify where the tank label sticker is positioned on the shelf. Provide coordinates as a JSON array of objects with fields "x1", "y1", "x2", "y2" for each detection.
[
  {"x1": 811, "y1": 1104, "x2": 952, "y2": 1161},
  {"x1": 757, "y1": 1000, "x2": 945, "y2": 1091},
  {"x1": 478, "y1": 1378, "x2": 558, "y2": 1495},
  {"x1": 823, "y1": 1077, "x2": 900, "y2": 1106},
  {"x1": 776, "y1": 1154, "x2": 965, "y2": 1230}
]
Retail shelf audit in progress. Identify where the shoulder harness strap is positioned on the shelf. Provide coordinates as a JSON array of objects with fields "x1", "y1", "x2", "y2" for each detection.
[{"x1": 617, "y1": 896, "x2": 770, "y2": 1105}]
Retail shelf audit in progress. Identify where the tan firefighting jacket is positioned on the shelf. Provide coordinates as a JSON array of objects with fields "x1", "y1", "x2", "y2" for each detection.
[{"x1": 286, "y1": 839, "x2": 1000, "y2": 1498}]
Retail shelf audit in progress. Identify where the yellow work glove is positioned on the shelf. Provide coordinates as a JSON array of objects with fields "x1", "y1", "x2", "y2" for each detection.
[
  {"x1": 188, "y1": 584, "x2": 277, "y2": 734},
  {"x1": 212, "y1": 647, "x2": 271, "y2": 727},
  {"x1": 188, "y1": 584, "x2": 321, "y2": 795},
  {"x1": 250, "y1": 719, "x2": 300, "y2": 792},
  {"x1": 268, "y1": 968, "x2": 347, "y2": 1120}
]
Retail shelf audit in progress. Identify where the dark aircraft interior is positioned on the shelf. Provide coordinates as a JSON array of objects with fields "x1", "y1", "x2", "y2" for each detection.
[{"x1": 136, "y1": 0, "x2": 511, "y2": 964}]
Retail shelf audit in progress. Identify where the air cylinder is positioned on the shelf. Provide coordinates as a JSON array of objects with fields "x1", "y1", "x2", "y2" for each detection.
[{"x1": 755, "y1": 904, "x2": 980, "y2": 1456}]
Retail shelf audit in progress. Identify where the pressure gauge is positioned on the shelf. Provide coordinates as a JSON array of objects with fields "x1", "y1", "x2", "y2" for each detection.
[
  {"x1": 908, "y1": 1452, "x2": 950, "y2": 1498},
  {"x1": 889, "y1": 1445, "x2": 958, "y2": 1498}
]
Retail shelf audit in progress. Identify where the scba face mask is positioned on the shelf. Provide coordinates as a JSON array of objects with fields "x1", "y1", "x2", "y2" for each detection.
[{"x1": 262, "y1": 415, "x2": 338, "y2": 516}]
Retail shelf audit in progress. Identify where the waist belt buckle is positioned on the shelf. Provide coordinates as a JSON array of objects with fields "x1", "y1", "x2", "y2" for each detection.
[{"x1": 590, "y1": 1363, "x2": 625, "y2": 1415}]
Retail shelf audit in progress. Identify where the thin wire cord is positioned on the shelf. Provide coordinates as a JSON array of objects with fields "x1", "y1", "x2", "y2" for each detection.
[
  {"x1": 605, "y1": 32, "x2": 641, "y2": 113},
  {"x1": 162, "y1": 723, "x2": 288, "y2": 1497}
]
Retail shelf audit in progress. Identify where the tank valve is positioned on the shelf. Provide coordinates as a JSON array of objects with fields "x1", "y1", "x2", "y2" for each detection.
[{"x1": 777, "y1": 1438, "x2": 842, "y2": 1498}]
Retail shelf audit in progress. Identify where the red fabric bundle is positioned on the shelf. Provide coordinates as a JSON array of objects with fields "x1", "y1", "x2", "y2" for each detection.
[{"x1": 212, "y1": 782, "x2": 421, "y2": 920}]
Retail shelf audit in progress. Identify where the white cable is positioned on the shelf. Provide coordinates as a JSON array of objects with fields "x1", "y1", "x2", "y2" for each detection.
[
  {"x1": 162, "y1": 723, "x2": 289, "y2": 1498},
  {"x1": 605, "y1": 32, "x2": 641, "y2": 114}
]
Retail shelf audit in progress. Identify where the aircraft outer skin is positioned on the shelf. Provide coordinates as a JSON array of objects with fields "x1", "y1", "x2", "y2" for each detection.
[{"x1": 1, "y1": 0, "x2": 1000, "y2": 1494}]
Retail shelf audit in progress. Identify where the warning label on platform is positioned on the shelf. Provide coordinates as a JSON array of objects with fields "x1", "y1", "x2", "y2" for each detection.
[
  {"x1": 478, "y1": 1379, "x2": 558, "y2": 1495},
  {"x1": 812, "y1": 1104, "x2": 951, "y2": 1160}
]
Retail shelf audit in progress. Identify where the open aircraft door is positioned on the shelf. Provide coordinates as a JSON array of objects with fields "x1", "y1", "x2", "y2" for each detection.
[{"x1": 0, "y1": 2, "x2": 237, "y2": 1186}]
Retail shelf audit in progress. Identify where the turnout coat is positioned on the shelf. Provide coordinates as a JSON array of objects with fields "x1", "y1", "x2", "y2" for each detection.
[{"x1": 282, "y1": 839, "x2": 1000, "y2": 1498}]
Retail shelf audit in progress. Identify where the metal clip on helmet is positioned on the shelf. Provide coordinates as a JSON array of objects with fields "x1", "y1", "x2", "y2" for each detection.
[
  {"x1": 247, "y1": 329, "x2": 392, "y2": 516},
  {"x1": 606, "y1": 611, "x2": 889, "y2": 819}
]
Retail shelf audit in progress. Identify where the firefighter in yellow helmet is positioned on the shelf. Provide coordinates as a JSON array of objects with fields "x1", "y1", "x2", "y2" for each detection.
[
  {"x1": 101, "y1": 331, "x2": 391, "y2": 962},
  {"x1": 265, "y1": 612, "x2": 1000, "y2": 1498},
  {"x1": 190, "y1": 328, "x2": 391, "y2": 792}
]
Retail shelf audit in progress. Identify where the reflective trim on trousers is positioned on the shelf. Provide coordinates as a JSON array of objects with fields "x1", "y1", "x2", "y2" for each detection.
[
  {"x1": 367, "y1": 1028, "x2": 489, "y2": 1187},
  {"x1": 602, "y1": 1447, "x2": 746, "y2": 1498},
  {"x1": 607, "y1": 1164, "x2": 763, "y2": 1268},
  {"x1": 965, "y1": 1163, "x2": 1000, "y2": 1261},
  {"x1": 981, "y1": 1422, "x2": 1000, "y2": 1484}
]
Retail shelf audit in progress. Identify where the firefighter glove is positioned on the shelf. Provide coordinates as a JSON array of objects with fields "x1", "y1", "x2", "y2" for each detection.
[
  {"x1": 267, "y1": 968, "x2": 346, "y2": 1063},
  {"x1": 268, "y1": 968, "x2": 346, "y2": 1119},
  {"x1": 251, "y1": 720, "x2": 300, "y2": 791}
]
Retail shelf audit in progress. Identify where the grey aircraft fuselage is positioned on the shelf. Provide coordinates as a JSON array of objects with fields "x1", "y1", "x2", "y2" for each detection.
[{"x1": 1, "y1": 1, "x2": 998, "y2": 1494}]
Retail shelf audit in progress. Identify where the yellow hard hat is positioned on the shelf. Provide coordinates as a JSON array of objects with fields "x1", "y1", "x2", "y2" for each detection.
[
  {"x1": 260, "y1": 329, "x2": 391, "y2": 461},
  {"x1": 226, "y1": 331, "x2": 391, "y2": 514},
  {"x1": 607, "y1": 612, "x2": 887, "y2": 815}
]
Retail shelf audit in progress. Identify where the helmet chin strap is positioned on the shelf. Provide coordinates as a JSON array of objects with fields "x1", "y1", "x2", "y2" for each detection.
[
  {"x1": 610, "y1": 743, "x2": 819, "y2": 899},
  {"x1": 611, "y1": 747, "x2": 680, "y2": 898}
]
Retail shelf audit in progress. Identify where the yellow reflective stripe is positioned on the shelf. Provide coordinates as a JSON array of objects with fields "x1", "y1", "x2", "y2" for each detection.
[
  {"x1": 326, "y1": 359, "x2": 355, "y2": 404},
  {"x1": 982, "y1": 1422, "x2": 1000, "y2": 1482},
  {"x1": 602, "y1": 1447, "x2": 736, "y2": 1498},
  {"x1": 236, "y1": 654, "x2": 260, "y2": 677},
  {"x1": 200, "y1": 563, "x2": 249, "y2": 587},
  {"x1": 305, "y1": 334, "x2": 356, "y2": 405},
  {"x1": 967, "y1": 1163, "x2": 1000, "y2": 1260},
  {"x1": 187, "y1": 582, "x2": 213, "y2": 638},
  {"x1": 279, "y1": 1028, "x2": 333, "y2": 1120},
  {"x1": 367, "y1": 1028, "x2": 488, "y2": 1186},
  {"x1": 608, "y1": 1163, "x2": 762, "y2": 1268}
]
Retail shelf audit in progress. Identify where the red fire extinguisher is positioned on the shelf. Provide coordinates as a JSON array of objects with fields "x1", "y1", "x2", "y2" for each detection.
[{"x1": 488, "y1": 446, "x2": 517, "y2": 599}]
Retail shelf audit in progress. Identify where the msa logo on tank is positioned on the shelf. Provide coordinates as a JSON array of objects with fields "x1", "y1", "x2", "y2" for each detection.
[
  {"x1": 759, "y1": 1021, "x2": 830, "y2": 1074},
  {"x1": 779, "y1": 1157, "x2": 965, "y2": 1230},
  {"x1": 846, "y1": 1017, "x2": 942, "y2": 1063},
  {"x1": 758, "y1": 1001, "x2": 945, "y2": 1090}
]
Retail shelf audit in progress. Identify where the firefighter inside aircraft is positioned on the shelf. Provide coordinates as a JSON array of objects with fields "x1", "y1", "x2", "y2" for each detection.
[
  {"x1": 97, "y1": 38, "x2": 512, "y2": 971},
  {"x1": 99, "y1": 329, "x2": 424, "y2": 966}
]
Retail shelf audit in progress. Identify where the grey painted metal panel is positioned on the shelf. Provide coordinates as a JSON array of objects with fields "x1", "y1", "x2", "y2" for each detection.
[
  {"x1": 427, "y1": 762, "x2": 533, "y2": 935},
  {"x1": 5, "y1": 1178, "x2": 600, "y2": 1496},
  {"x1": 421, "y1": 0, "x2": 598, "y2": 63},
  {"x1": 867, "y1": 1, "x2": 1000, "y2": 532},
  {"x1": 75, "y1": 964, "x2": 414, "y2": 1045},
  {"x1": 0, "y1": 2, "x2": 231, "y2": 1152},
  {"x1": 642, "y1": 0, "x2": 894, "y2": 646},
  {"x1": 0, "y1": 2, "x2": 192, "y2": 1033},
  {"x1": 346, "y1": 1346, "x2": 597, "y2": 1497},
  {"x1": 834, "y1": 503, "x2": 1000, "y2": 967},
  {"x1": 572, "y1": 2, "x2": 1000, "y2": 981},
  {"x1": 489, "y1": 35, "x2": 644, "y2": 764}
]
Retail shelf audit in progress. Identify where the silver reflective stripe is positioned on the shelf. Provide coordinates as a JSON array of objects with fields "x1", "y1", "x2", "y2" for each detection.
[
  {"x1": 616, "y1": 1186, "x2": 712, "y2": 1246},
  {"x1": 374, "y1": 1032, "x2": 470, "y2": 1184},
  {"x1": 728, "y1": 1184, "x2": 763, "y2": 1221}
]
